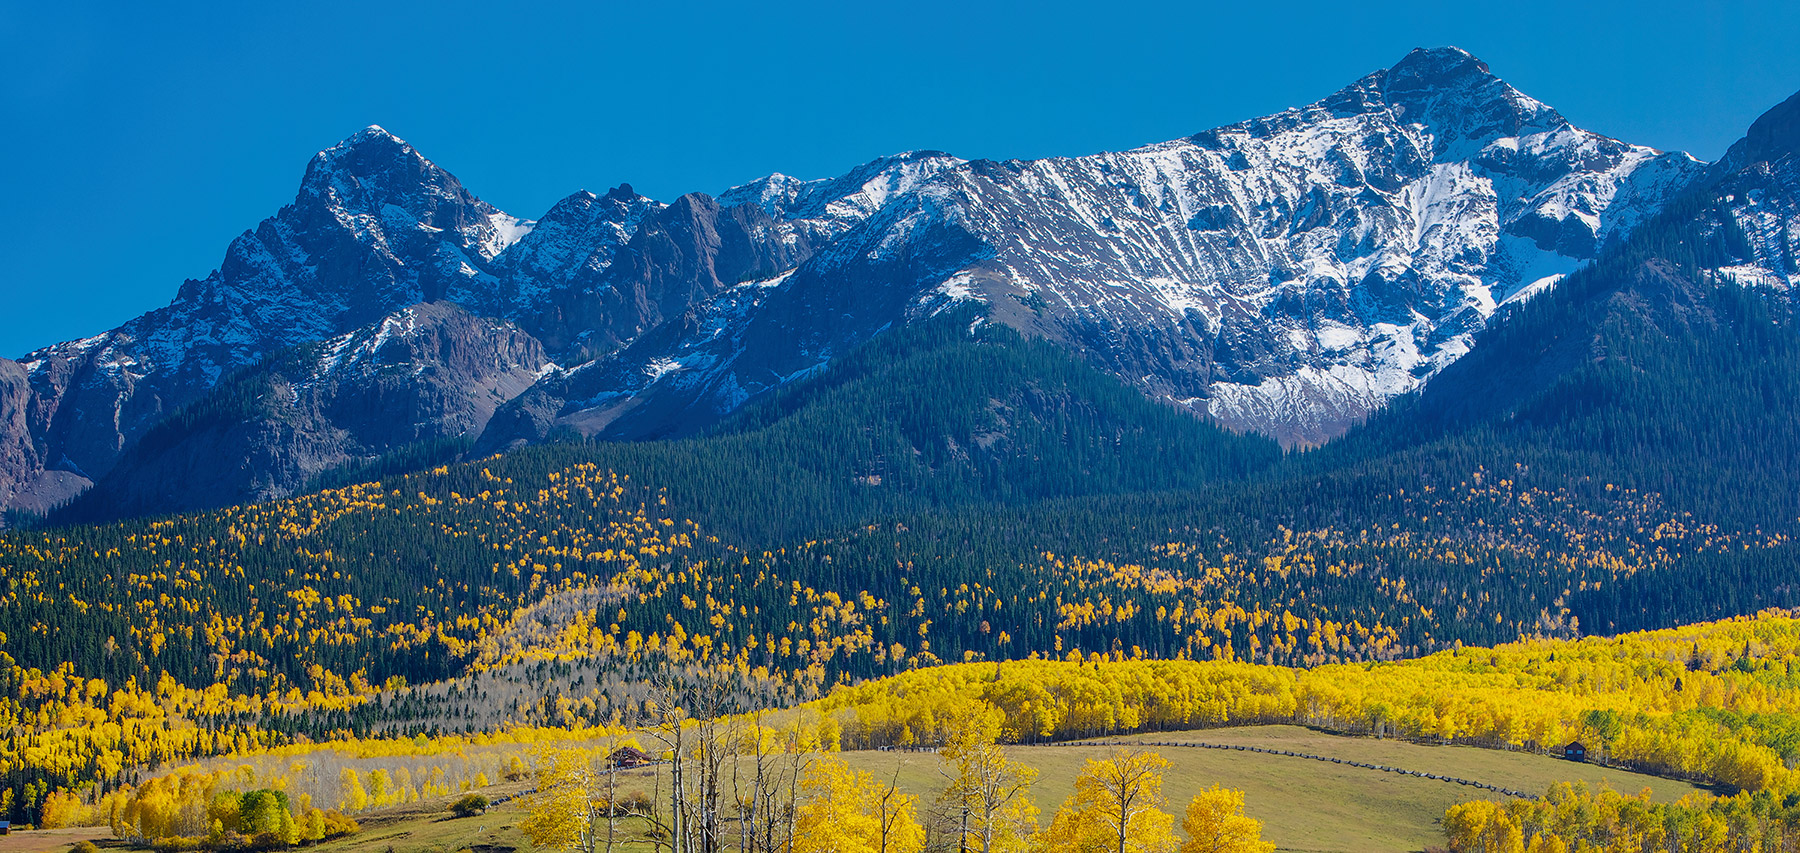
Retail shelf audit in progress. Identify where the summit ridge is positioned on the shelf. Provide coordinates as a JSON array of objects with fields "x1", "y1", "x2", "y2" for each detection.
[{"x1": 7, "y1": 48, "x2": 1796, "y2": 519}]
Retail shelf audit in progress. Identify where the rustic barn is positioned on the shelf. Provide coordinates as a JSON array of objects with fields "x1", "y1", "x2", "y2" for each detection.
[
  {"x1": 1563, "y1": 741, "x2": 1588, "y2": 762},
  {"x1": 609, "y1": 746, "x2": 654, "y2": 768}
]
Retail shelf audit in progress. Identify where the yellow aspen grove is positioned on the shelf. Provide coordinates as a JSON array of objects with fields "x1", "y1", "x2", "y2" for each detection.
[
  {"x1": 1441, "y1": 800, "x2": 1526, "y2": 853},
  {"x1": 1440, "y1": 784, "x2": 1740, "y2": 853},
  {"x1": 1178, "y1": 787, "x2": 1272, "y2": 853},
  {"x1": 520, "y1": 747, "x2": 641, "y2": 853},
  {"x1": 38, "y1": 791, "x2": 91, "y2": 829},
  {"x1": 794, "y1": 757, "x2": 924, "y2": 853}
]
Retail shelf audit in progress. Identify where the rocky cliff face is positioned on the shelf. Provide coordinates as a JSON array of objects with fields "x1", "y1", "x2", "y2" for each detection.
[
  {"x1": 61, "y1": 302, "x2": 550, "y2": 520},
  {"x1": 491, "y1": 184, "x2": 660, "y2": 352},
  {"x1": 0, "y1": 360, "x2": 43, "y2": 516},
  {"x1": 1705, "y1": 89, "x2": 1800, "y2": 291},
  {"x1": 7, "y1": 48, "x2": 1776, "y2": 519},
  {"x1": 526, "y1": 191, "x2": 823, "y2": 360}
]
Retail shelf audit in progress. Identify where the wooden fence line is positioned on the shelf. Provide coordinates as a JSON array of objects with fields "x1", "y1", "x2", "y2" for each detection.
[{"x1": 1032, "y1": 739, "x2": 1535, "y2": 799}]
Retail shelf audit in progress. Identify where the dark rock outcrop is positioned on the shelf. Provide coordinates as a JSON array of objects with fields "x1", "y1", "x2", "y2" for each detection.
[{"x1": 61, "y1": 302, "x2": 549, "y2": 521}]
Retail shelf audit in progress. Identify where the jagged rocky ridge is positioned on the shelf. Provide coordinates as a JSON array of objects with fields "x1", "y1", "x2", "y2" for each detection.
[
  {"x1": 478, "y1": 47, "x2": 1706, "y2": 449},
  {"x1": 6, "y1": 47, "x2": 1797, "y2": 520},
  {"x1": 1704, "y1": 89, "x2": 1800, "y2": 290},
  {"x1": 54, "y1": 303, "x2": 550, "y2": 519},
  {"x1": 0, "y1": 128, "x2": 540, "y2": 515}
]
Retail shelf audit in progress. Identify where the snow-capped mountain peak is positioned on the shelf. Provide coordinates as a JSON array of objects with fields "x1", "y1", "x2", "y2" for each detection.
[
  {"x1": 1, "y1": 125, "x2": 543, "y2": 514},
  {"x1": 1373, "y1": 47, "x2": 1563, "y2": 154},
  {"x1": 718, "y1": 150, "x2": 966, "y2": 241},
  {"x1": 488, "y1": 48, "x2": 1710, "y2": 448},
  {"x1": 300, "y1": 125, "x2": 531, "y2": 262}
]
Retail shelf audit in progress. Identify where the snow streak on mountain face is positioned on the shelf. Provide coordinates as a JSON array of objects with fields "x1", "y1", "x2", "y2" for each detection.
[
  {"x1": 1705, "y1": 89, "x2": 1800, "y2": 292},
  {"x1": 4, "y1": 47, "x2": 1775, "y2": 518}
]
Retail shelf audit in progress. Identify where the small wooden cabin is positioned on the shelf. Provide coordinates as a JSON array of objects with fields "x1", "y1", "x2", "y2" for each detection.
[
  {"x1": 1563, "y1": 741, "x2": 1588, "y2": 762},
  {"x1": 609, "y1": 746, "x2": 654, "y2": 768}
]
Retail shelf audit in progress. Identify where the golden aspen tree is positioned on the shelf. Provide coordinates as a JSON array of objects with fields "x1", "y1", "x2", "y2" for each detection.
[
  {"x1": 522, "y1": 749, "x2": 592, "y2": 853},
  {"x1": 871, "y1": 769, "x2": 926, "y2": 853},
  {"x1": 338, "y1": 767, "x2": 368, "y2": 812},
  {"x1": 302, "y1": 808, "x2": 326, "y2": 843},
  {"x1": 367, "y1": 769, "x2": 392, "y2": 808},
  {"x1": 794, "y1": 758, "x2": 879, "y2": 853},
  {"x1": 794, "y1": 757, "x2": 924, "y2": 853},
  {"x1": 939, "y1": 704, "x2": 1040, "y2": 853},
  {"x1": 522, "y1": 746, "x2": 639, "y2": 853},
  {"x1": 1040, "y1": 750, "x2": 1176, "y2": 853},
  {"x1": 1178, "y1": 787, "x2": 1271, "y2": 853}
]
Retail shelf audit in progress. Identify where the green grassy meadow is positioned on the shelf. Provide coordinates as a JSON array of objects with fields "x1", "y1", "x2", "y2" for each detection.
[{"x1": 838, "y1": 725, "x2": 1707, "y2": 853}]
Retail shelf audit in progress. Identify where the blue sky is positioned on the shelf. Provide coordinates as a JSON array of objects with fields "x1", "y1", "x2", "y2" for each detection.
[{"x1": 3, "y1": 0, "x2": 1797, "y2": 358}]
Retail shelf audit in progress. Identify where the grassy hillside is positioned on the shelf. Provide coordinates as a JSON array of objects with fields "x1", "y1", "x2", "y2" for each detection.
[{"x1": 6, "y1": 726, "x2": 1696, "y2": 853}]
